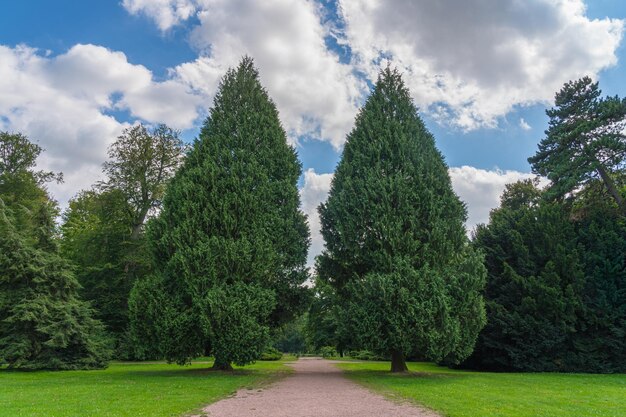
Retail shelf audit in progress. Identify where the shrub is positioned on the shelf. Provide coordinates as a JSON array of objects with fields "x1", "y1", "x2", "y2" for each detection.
[
  {"x1": 319, "y1": 346, "x2": 337, "y2": 359},
  {"x1": 259, "y1": 347, "x2": 283, "y2": 361}
]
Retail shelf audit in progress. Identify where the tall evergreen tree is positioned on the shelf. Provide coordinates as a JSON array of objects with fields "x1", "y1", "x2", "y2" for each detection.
[
  {"x1": 0, "y1": 201, "x2": 110, "y2": 370},
  {"x1": 317, "y1": 68, "x2": 486, "y2": 372},
  {"x1": 131, "y1": 57, "x2": 310, "y2": 369},
  {"x1": 528, "y1": 77, "x2": 626, "y2": 214}
]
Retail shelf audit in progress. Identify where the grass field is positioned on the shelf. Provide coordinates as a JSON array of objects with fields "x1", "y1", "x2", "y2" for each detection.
[
  {"x1": 336, "y1": 361, "x2": 626, "y2": 417},
  {"x1": 0, "y1": 357, "x2": 294, "y2": 417}
]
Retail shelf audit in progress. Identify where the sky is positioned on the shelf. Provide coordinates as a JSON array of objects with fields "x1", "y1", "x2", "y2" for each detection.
[{"x1": 1, "y1": 0, "x2": 625, "y2": 265}]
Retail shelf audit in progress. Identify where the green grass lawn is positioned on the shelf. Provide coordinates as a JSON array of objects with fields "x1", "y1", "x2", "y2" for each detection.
[
  {"x1": 337, "y1": 361, "x2": 626, "y2": 417},
  {"x1": 0, "y1": 357, "x2": 294, "y2": 417}
]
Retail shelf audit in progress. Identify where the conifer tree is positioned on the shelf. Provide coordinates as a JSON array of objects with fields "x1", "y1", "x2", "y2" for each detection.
[
  {"x1": 529, "y1": 77, "x2": 626, "y2": 215},
  {"x1": 466, "y1": 180, "x2": 585, "y2": 371},
  {"x1": 317, "y1": 68, "x2": 486, "y2": 372},
  {"x1": 0, "y1": 201, "x2": 110, "y2": 370},
  {"x1": 132, "y1": 57, "x2": 310, "y2": 369},
  {"x1": 0, "y1": 132, "x2": 110, "y2": 370}
]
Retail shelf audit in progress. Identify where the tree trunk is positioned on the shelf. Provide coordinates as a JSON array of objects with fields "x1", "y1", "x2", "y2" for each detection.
[
  {"x1": 390, "y1": 349, "x2": 408, "y2": 373},
  {"x1": 130, "y1": 223, "x2": 143, "y2": 241},
  {"x1": 597, "y1": 165, "x2": 626, "y2": 216},
  {"x1": 211, "y1": 355, "x2": 233, "y2": 371}
]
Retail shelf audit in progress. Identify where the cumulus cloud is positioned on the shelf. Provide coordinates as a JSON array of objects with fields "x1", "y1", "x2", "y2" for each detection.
[
  {"x1": 124, "y1": 0, "x2": 367, "y2": 149},
  {"x1": 122, "y1": 0, "x2": 198, "y2": 31},
  {"x1": 339, "y1": 0, "x2": 623, "y2": 130},
  {"x1": 0, "y1": 44, "x2": 202, "y2": 205},
  {"x1": 300, "y1": 168, "x2": 334, "y2": 267}
]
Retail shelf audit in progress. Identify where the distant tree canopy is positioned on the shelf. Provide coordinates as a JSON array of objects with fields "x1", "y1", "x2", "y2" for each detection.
[
  {"x1": 0, "y1": 131, "x2": 62, "y2": 234},
  {"x1": 0, "y1": 132, "x2": 109, "y2": 370},
  {"x1": 99, "y1": 124, "x2": 186, "y2": 240},
  {"x1": 317, "y1": 68, "x2": 486, "y2": 372},
  {"x1": 129, "y1": 57, "x2": 310, "y2": 369},
  {"x1": 60, "y1": 124, "x2": 185, "y2": 357}
]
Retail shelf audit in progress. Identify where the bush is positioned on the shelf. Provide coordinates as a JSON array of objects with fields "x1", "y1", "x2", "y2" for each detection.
[
  {"x1": 319, "y1": 346, "x2": 337, "y2": 358},
  {"x1": 259, "y1": 347, "x2": 283, "y2": 361}
]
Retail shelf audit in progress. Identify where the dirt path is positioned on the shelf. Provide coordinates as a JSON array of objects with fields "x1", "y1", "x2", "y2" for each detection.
[{"x1": 198, "y1": 357, "x2": 438, "y2": 416}]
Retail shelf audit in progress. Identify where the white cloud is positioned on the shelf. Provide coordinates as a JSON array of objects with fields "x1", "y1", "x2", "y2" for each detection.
[
  {"x1": 124, "y1": 0, "x2": 367, "y2": 149},
  {"x1": 122, "y1": 0, "x2": 198, "y2": 31},
  {"x1": 0, "y1": 44, "x2": 202, "y2": 206},
  {"x1": 300, "y1": 168, "x2": 334, "y2": 267},
  {"x1": 519, "y1": 117, "x2": 532, "y2": 131},
  {"x1": 339, "y1": 0, "x2": 623, "y2": 130},
  {"x1": 299, "y1": 166, "x2": 538, "y2": 265}
]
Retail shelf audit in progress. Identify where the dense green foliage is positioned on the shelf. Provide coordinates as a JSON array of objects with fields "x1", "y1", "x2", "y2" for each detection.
[
  {"x1": 260, "y1": 346, "x2": 284, "y2": 361},
  {"x1": 130, "y1": 58, "x2": 310, "y2": 369},
  {"x1": 464, "y1": 77, "x2": 626, "y2": 373},
  {"x1": 317, "y1": 68, "x2": 486, "y2": 371},
  {"x1": 306, "y1": 279, "x2": 347, "y2": 355},
  {"x1": 466, "y1": 179, "x2": 626, "y2": 372},
  {"x1": 529, "y1": 77, "x2": 626, "y2": 214},
  {"x1": 271, "y1": 314, "x2": 309, "y2": 354},
  {"x1": 99, "y1": 124, "x2": 185, "y2": 240},
  {"x1": 61, "y1": 191, "x2": 138, "y2": 340},
  {"x1": 61, "y1": 124, "x2": 184, "y2": 356},
  {"x1": 0, "y1": 358, "x2": 292, "y2": 417},
  {"x1": 466, "y1": 180, "x2": 584, "y2": 371},
  {"x1": 338, "y1": 361, "x2": 626, "y2": 417},
  {"x1": 0, "y1": 132, "x2": 61, "y2": 234},
  {"x1": 0, "y1": 132, "x2": 109, "y2": 370}
]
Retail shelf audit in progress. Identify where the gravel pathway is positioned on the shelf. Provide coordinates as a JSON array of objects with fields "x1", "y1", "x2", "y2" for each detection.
[{"x1": 199, "y1": 357, "x2": 438, "y2": 416}]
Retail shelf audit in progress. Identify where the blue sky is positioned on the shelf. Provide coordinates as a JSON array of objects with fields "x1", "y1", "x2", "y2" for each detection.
[{"x1": 1, "y1": 0, "x2": 624, "y2": 263}]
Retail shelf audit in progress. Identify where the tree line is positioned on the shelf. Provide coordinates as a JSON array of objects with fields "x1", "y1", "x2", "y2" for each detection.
[{"x1": 0, "y1": 59, "x2": 624, "y2": 373}]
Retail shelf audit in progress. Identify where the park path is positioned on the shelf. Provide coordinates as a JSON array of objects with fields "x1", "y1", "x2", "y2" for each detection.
[{"x1": 198, "y1": 357, "x2": 439, "y2": 417}]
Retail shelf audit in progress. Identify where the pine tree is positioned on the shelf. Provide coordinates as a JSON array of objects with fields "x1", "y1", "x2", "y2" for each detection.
[
  {"x1": 317, "y1": 68, "x2": 486, "y2": 372},
  {"x1": 528, "y1": 77, "x2": 626, "y2": 215},
  {"x1": 132, "y1": 57, "x2": 310, "y2": 369},
  {"x1": 0, "y1": 199, "x2": 110, "y2": 370}
]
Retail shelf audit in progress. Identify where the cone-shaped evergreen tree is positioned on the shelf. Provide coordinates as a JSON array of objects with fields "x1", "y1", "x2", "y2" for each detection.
[
  {"x1": 134, "y1": 57, "x2": 310, "y2": 369},
  {"x1": 0, "y1": 200, "x2": 110, "y2": 370},
  {"x1": 317, "y1": 68, "x2": 486, "y2": 372}
]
